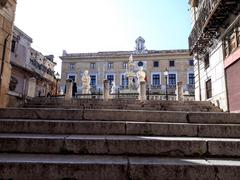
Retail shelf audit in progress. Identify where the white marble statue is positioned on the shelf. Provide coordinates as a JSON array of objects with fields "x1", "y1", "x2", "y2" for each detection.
[
  {"x1": 136, "y1": 66, "x2": 146, "y2": 94},
  {"x1": 136, "y1": 66, "x2": 146, "y2": 83},
  {"x1": 127, "y1": 55, "x2": 135, "y2": 90},
  {"x1": 82, "y1": 70, "x2": 91, "y2": 94},
  {"x1": 111, "y1": 81, "x2": 116, "y2": 94}
]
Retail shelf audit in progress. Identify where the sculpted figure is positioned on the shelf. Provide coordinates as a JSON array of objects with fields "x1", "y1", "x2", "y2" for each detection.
[
  {"x1": 111, "y1": 81, "x2": 116, "y2": 94},
  {"x1": 136, "y1": 66, "x2": 146, "y2": 94},
  {"x1": 82, "y1": 70, "x2": 91, "y2": 94},
  {"x1": 136, "y1": 66, "x2": 146, "y2": 83}
]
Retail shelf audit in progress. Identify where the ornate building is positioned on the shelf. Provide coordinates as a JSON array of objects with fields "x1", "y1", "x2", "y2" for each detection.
[
  {"x1": 0, "y1": 0, "x2": 17, "y2": 107},
  {"x1": 188, "y1": 0, "x2": 240, "y2": 112},
  {"x1": 8, "y1": 26, "x2": 57, "y2": 106},
  {"x1": 60, "y1": 37, "x2": 194, "y2": 96}
]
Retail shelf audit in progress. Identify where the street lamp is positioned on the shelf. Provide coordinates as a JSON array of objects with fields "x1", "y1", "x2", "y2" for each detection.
[
  {"x1": 55, "y1": 72, "x2": 60, "y2": 96},
  {"x1": 164, "y1": 68, "x2": 169, "y2": 101}
]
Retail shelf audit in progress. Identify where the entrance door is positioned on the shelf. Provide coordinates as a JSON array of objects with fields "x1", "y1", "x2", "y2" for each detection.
[{"x1": 226, "y1": 59, "x2": 240, "y2": 112}]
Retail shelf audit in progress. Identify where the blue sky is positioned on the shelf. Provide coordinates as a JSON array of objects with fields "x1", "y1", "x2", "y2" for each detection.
[{"x1": 15, "y1": 0, "x2": 191, "y2": 73}]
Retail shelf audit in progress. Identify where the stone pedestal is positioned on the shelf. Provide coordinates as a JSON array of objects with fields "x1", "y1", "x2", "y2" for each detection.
[
  {"x1": 65, "y1": 79, "x2": 73, "y2": 100},
  {"x1": 27, "y1": 77, "x2": 36, "y2": 98},
  {"x1": 139, "y1": 81, "x2": 146, "y2": 101},
  {"x1": 103, "y1": 80, "x2": 109, "y2": 101},
  {"x1": 176, "y1": 81, "x2": 184, "y2": 101}
]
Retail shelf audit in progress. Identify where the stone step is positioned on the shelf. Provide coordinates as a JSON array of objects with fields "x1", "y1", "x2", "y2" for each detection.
[
  {"x1": 1, "y1": 133, "x2": 240, "y2": 157},
  {"x1": 28, "y1": 98, "x2": 212, "y2": 106},
  {"x1": 0, "y1": 108, "x2": 239, "y2": 123},
  {"x1": 0, "y1": 153, "x2": 240, "y2": 180},
  {"x1": 24, "y1": 98, "x2": 221, "y2": 112},
  {"x1": 23, "y1": 104, "x2": 221, "y2": 112},
  {"x1": 1, "y1": 119, "x2": 240, "y2": 138}
]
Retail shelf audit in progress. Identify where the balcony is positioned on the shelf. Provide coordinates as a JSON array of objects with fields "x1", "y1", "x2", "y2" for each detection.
[{"x1": 189, "y1": 0, "x2": 240, "y2": 55}]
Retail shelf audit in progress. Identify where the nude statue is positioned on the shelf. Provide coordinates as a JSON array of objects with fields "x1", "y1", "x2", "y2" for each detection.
[
  {"x1": 82, "y1": 70, "x2": 91, "y2": 94},
  {"x1": 136, "y1": 66, "x2": 146, "y2": 83},
  {"x1": 111, "y1": 81, "x2": 116, "y2": 94}
]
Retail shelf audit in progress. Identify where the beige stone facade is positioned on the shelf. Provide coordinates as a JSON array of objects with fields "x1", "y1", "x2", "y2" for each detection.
[
  {"x1": 0, "y1": 0, "x2": 17, "y2": 107},
  {"x1": 60, "y1": 37, "x2": 194, "y2": 96}
]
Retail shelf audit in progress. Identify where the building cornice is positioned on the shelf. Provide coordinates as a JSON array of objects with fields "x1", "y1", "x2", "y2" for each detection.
[
  {"x1": 60, "y1": 49, "x2": 190, "y2": 61},
  {"x1": 14, "y1": 26, "x2": 33, "y2": 43}
]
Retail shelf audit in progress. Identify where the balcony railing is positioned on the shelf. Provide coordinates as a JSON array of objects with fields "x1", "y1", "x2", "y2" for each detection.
[{"x1": 189, "y1": 0, "x2": 239, "y2": 55}]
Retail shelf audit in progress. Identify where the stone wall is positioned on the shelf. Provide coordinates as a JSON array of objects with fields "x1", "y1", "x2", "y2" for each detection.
[
  {"x1": 0, "y1": 0, "x2": 17, "y2": 107},
  {"x1": 194, "y1": 43, "x2": 228, "y2": 111}
]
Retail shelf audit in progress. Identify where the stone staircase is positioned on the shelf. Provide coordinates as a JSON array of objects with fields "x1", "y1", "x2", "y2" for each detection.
[
  {"x1": 0, "y1": 99, "x2": 240, "y2": 179},
  {"x1": 23, "y1": 97, "x2": 222, "y2": 112}
]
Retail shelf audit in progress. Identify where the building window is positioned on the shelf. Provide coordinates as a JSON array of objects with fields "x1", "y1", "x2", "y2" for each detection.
[
  {"x1": 11, "y1": 40, "x2": 16, "y2": 53},
  {"x1": 152, "y1": 74, "x2": 160, "y2": 86},
  {"x1": 69, "y1": 64, "x2": 75, "y2": 71},
  {"x1": 138, "y1": 61, "x2": 144, "y2": 67},
  {"x1": 229, "y1": 31, "x2": 238, "y2": 53},
  {"x1": 90, "y1": 63, "x2": 96, "y2": 69},
  {"x1": 90, "y1": 75, "x2": 97, "y2": 86},
  {"x1": 68, "y1": 75, "x2": 76, "y2": 82},
  {"x1": 204, "y1": 53, "x2": 209, "y2": 69},
  {"x1": 107, "y1": 75, "x2": 114, "y2": 85},
  {"x1": 121, "y1": 75, "x2": 129, "y2": 87},
  {"x1": 189, "y1": 73, "x2": 195, "y2": 85},
  {"x1": 169, "y1": 60, "x2": 175, "y2": 67},
  {"x1": 189, "y1": 60, "x2": 194, "y2": 66},
  {"x1": 123, "y1": 62, "x2": 128, "y2": 69},
  {"x1": 168, "y1": 74, "x2": 176, "y2": 85},
  {"x1": 108, "y1": 62, "x2": 113, "y2": 69},
  {"x1": 206, "y1": 79, "x2": 212, "y2": 99},
  {"x1": 153, "y1": 61, "x2": 159, "y2": 67}
]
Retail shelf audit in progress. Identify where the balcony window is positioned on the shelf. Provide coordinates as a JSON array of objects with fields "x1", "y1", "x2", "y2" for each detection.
[
  {"x1": 169, "y1": 60, "x2": 175, "y2": 67},
  {"x1": 90, "y1": 75, "x2": 97, "y2": 86},
  {"x1": 189, "y1": 60, "x2": 194, "y2": 66},
  {"x1": 168, "y1": 74, "x2": 176, "y2": 86},
  {"x1": 229, "y1": 31, "x2": 238, "y2": 53},
  {"x1": 69, "y1": 64, "x2": 75, "y2": 71},
  {"x1": 204, "y1": 53, "x2": 209, "y2": 69},
  {"x1": 107, "y1": 75, "x2": 114, "y2": 85},
  {"x1": 123, "y1": 62, "x2": 128, "y2": 69},
  {"x1": 108, "y1": 62, "x2": 113, "y2": 69},
  {"x1": 206, "y1": 79, "x2": 212, "y2": 99},
  {"x1": 68, "y1": 75, "x2": 76, "y2": 82},
  {"x1": 152, "y1": 74, "x2": 160, "y2": 86},
  {"x1": 189, "y1": 73, "x2": 195, "y2": 85},
  {"x1": 90, "y1": 63, "x2": 96, "y2": 69},
  {"x1": 121, "y1": 74, "x2": 128, "y2": 87},
  {"x1": 153, "y1": 61, "x2": 159, "y2": 67}
]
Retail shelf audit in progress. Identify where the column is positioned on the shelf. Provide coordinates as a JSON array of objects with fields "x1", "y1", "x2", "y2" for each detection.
[
  {"x1": 65, "y1": 79, "x2": 73, "y2": 100},
  {"x1": 176, "y1": 81, "x2": 184, "y2": 101},
  {"x1": 27, "y1": 77, "x2": 36, "y2": 98},
  {"x1": 103, "y1": 79, "x2": 109, "y2": 101},
  {"x1": 139, "y1": 81, "x2": 146, "y2": 101}
]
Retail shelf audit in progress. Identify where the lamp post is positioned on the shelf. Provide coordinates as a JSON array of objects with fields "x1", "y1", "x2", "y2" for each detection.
[
  {"x1": 164, "y1": 68, "x2": 169, "y2": 101},
  {"x1": 55, "y1": 72, "x2": 60, "y2": 96}
]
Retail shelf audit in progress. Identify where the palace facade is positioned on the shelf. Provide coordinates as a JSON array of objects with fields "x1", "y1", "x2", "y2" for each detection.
[{"x1": 60, "y1": 37, "x2": 194, "y2": 96}]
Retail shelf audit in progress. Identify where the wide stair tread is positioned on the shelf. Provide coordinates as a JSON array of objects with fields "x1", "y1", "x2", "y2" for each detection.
[
  {"x1": 1, "y1": 133, "x2": 240, "y2": 157},
  {"x1": 0, "y1": 153, "x2": 240, "y2": 180},
  {"x1": 1, "y1": 119, "x2": 240, "y2": 138}
]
